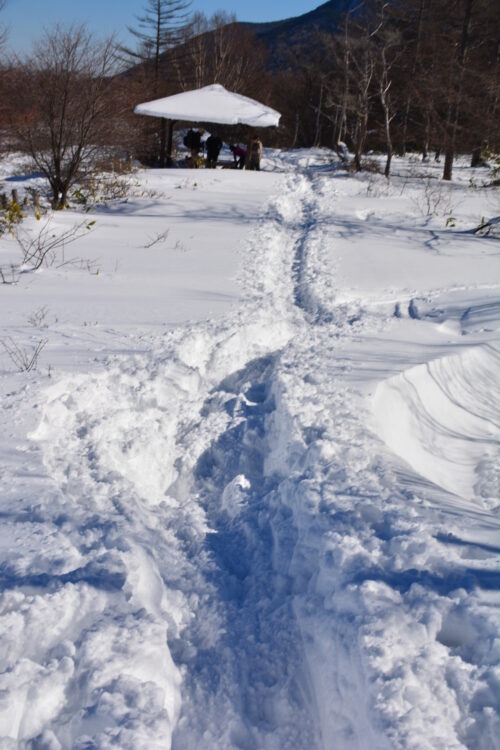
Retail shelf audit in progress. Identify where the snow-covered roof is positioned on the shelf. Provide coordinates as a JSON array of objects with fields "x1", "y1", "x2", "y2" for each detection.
[{"x1": 134, "y1": 84, "x2": 281, "y2": 128}]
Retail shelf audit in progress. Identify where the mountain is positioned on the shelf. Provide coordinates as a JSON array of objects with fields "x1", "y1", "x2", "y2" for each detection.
[
  {"x1": 123, "y1": 1, "x2": 359, "y2": 84},
  {"x1": 239, "y1": 0, "x2": 358, "y2": 70}
]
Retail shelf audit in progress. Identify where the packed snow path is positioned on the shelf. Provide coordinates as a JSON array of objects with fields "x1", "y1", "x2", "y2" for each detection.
[{"x1": 0, "y1": 158, "x2": 499, "y2": 749}]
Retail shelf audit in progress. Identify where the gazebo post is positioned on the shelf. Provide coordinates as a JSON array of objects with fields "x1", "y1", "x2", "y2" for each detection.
[
  {"x1": 166, "y1": 120, "x2": 176, "y2": 167},
  {"x1": 159, "y1": 119, "x2": 175, "y2": 168},
  {"x1": 159, "y1": 119, "x2": 167, "y2": 168},
  {"x1": 245, "y1": 125, "x2": 253, "y2": 169}
]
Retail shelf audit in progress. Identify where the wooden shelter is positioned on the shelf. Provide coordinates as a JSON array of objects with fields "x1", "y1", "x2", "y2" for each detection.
[{"x1": 134, "y1": 84, "x2": 281, "y2": 166}]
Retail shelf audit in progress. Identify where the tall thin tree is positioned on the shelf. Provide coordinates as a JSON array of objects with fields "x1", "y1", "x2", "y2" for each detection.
[
  {"x1": 122, "y1": 0, "x2": 191, "y2": 93},
  {"x1": 121, "y1": 0, "x2": 191, "y2": 166},
  {"x1": 443, "y1": 0, "x2": 475, "y2": 180},
  {"x1": 0, "y1": 0, "x2": 7, "y2": 49}
]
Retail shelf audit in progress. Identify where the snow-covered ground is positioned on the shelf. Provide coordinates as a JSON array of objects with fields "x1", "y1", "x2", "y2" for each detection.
[{"x1": 0, "y1": 150, "x2": 499, "y2": 749}]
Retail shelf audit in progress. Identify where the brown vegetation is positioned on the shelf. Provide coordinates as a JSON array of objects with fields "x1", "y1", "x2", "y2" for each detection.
[
  {"x1": 4, "y1": 26, "x2": 123, "y2": 208},
  {"x1": 269, "y1": 0, "x2": 500, "y2": 177},
  {"x1": 0, "y1": 0, "x2": 498, "y2": 187}
]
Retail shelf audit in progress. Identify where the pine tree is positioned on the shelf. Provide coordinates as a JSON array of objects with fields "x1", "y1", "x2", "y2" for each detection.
[
  {"x1": 121, "y1": 0, "x2": 191, "y2": 166},
  {"x1": 122, "y1": 0, "x2": 191, "y2": 94}
]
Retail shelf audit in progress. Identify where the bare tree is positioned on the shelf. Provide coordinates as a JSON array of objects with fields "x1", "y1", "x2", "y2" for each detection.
[
  {"x1": 378, "y1": 44, "x2": 397, "y2": 177},
  {"x1": 0, "y1": 0, "x2": 7, "y2": 50},
  {"x1": 370, "y1": 3, "x2": 402, "y2": 177},
  {"x1": 172, "y1": 12, "x2": 266, "y2": 94},
  {"x1": 467, "y1": 1, "x2": 500, "y2": 164},
  {"x1": 337, "y1": 12, "x2": 353, "y2": 149},
  {"x1": 442, "y1": 0, "x2": 475, "y2": 180},
  {"x1": 351, "y1": 33, "x2": 376, "y2": 171},
  {"x1": 396, "y1": 0, "x2": 426, "y2": 156},
  {"x1": 14, "y1": 26, "x2": 119, "y2": 209},
  {"x1": 120, "y1": 0, "x2": 192, "y2": 167}
]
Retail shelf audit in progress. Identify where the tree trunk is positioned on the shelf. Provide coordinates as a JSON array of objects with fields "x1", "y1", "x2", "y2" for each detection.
[
  {"x1": 485, "y1": 41, "x2": 500, "y2": 149},
  {"x1": 401, "y1": 0, "x2": 426, "y2": 155},
  {"x1": 422, "y1": 109, "x2": 431, "y2": 160},
  {"x1": 292, "y1": 113, "x2": 300, "y2": 148},
  {"x1": 159, "y1": 119, "x2": 167, "y2": 167},
  {"x1": 443, "y1": 149, "x2": 454, "y2": 181},
  {"x1": 50, "y1": 176, "x2": 68, "y2": 210},
  {"x1": 337, "y1": 19, "x2": 350, "y2": 146},
  {"x1": 442, "y1": 0, "x2": 474, "y2": 181},
  {"x1": 379, "y1": 54, "x2": 393, "y2": 178},
  {"x1": 382, "y1": 102, "x2": 393, "y2": 176},
  {"x1": 314, "y1": 81, "x2": 324, "y2": 147},
  {"x1": 470, "y1": 146, "x2": 483, "y2": 167},
  {"x1": 384, "y1": 149, "x2": 392, "y2": 178},
  {"x1": 400, "y1": 98, "x2": 410, "y2": 156},
  {"x1": 354, "y1": 112, "x2": 367, "y2": 171}
]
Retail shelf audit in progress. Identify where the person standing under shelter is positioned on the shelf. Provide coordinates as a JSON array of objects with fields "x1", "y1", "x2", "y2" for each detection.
[
  {"x1": 206, "y1": 134, "x2": 223, "y2": 168},
  {"x1": 246, "y1": 134, "x2": 263, "y2": 171},
  {"x1": 183, "y1": 128, "x2": 203, "y2": 167}
]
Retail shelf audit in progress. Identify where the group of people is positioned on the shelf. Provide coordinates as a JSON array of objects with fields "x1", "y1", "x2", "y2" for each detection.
[{"x1": 183, "y1": 128, "x2": 263, "y2": 171}]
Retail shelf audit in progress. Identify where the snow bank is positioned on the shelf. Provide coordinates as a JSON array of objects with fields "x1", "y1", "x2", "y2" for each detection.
[{"x1": 373, "y1": 343, "x2": 500, "y2": 505}]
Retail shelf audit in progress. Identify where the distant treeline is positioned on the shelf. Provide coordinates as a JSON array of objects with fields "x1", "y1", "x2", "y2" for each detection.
[
  {"x1": 270, "y1": 0, "x2": 500, "y2": 179},
  {"x1": 0, "y1": 0, "x2": 498, "y2": 199}
]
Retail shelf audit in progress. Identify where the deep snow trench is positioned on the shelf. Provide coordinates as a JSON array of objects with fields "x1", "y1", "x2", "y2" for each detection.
[{"x1": 0, "y1": 157, "x2": 499, "y2": 750}]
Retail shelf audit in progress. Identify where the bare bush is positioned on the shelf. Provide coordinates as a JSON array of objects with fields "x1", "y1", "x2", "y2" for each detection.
[
  {"x1": 27, "y1": 305, "x2": 50, "y2": 328},
  {"x1": 358, "y1": 158, "x2": 382, "y2": 174},
  {"x1": 413, "y1": 179, "x2": 457, "y2": 218},
  {"x1": 0, "y1": 265, "x2": 17, "y2": 285},
  {"x1": 1, "y1": 337, "x2": 47, "y2": 372},
  {"x1": 72, "y1": 172, "x2": 134, "y2": 207},
  {"x1": 474, "y1": 216, "x2": 500, "y2": 238},
  {"x1": 173, "y1": 239, "x2": 188, "y2": 252},
  {"x1": 14, "y1": 219, "x2": 95, "y2": 271},
  {"x1": 0, "y1": 218, "x2": 95, "y2": 283},
  {"x1": 13, "y1": 26, "x2": 121, "y2": 209},
  {"x1": 144, "y1": 229, "x2": 169, "y2": 248}
]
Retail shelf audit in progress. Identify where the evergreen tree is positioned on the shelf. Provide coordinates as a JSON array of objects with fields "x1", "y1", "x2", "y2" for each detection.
[
  {"x1": 121, "y1": 0, "x2": 192, "y2": 166},
  {"x1": 121, "y1": 0, "x2": 191, "y2": 94}
]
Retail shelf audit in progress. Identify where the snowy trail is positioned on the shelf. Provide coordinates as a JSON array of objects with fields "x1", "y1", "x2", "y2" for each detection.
[
  {"x1": 170, "y1": 353, "x2": 320, "y2": 749},
  {"x1": 2, "y1": 173, "x2": 311, "y2": 748},
  {"x1": 1, "y1": 162, "x2": 499, "y2": 749}
]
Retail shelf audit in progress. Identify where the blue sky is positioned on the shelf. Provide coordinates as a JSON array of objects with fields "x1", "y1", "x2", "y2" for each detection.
[{"x1": 3, "y1": 0, "x2": 321, "y2": 53}]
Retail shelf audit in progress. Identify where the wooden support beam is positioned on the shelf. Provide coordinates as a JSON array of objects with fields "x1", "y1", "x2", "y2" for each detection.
[
  {"x1": 166, "y1": 120, "x2": 176, "y2": 167},
  {"x1": 159, "y1": 119, "x2": 176, "y2": 168},
  {"x1": 159, "y1": 118, "x2": 167, "y2": 168}
]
